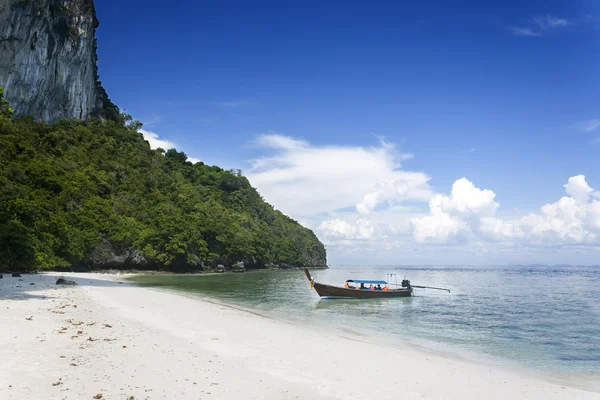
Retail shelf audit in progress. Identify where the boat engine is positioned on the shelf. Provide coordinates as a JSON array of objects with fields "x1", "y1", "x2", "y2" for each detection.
[{"x1": 401, "y1": 279, "x2": 411, "y2": 288}]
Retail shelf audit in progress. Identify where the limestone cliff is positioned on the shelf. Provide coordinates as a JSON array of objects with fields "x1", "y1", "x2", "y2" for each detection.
[{"x1": 0, "y1": 0, "x2": 117, "y2": 122}]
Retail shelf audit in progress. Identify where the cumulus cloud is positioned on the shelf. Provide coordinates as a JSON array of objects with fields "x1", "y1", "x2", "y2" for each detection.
[
  {"x1": 243, "y1": 132, "x2": 599, "y2": 262},
  {"x1": 140, "y1": 129, "x2": 201, "y2": 163},
  {"x1": 356, "y1": 176, "x2": 433, "y2": 215},
  {"x1": 436, "y1": 178, "x2": 499, "y2": 216},
  {"x1": 412, "y1": 210, "x2": 465, "y2": 244},
  {"x1": 480, "y1": 176, "x2": 600, "y2": 246},
  {"x1": 411, "y1": 178, "x2": 498, "y2": 243},
  {"x1": 564, "y1": 175, "x2": 594, "y2": 204},
  {"x1": 246, "y1": 134, "x2": 433, "y2": 218},
  {"x1": 140, "y1": 129, "x2": 176, "y2": 150},
  {"x1": 314, "y1": 204, "x2": 418, "y2": 248},
  {"x1": 318, "y1": 218, "x2": 375, "y2": 241},
  {"x1": 409, "y1": 175, "x2": 600, "y2": 247}
]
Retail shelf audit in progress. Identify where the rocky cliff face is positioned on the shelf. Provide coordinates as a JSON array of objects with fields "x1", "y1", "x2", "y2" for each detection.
[{"x1": 0, "y1": 0, "x2": 115, "y2": 122}]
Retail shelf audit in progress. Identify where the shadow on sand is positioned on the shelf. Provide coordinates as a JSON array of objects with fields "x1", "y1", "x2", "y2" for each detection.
[{"x1": 0, "y1": 273, "x2": 134, "y2": 301}]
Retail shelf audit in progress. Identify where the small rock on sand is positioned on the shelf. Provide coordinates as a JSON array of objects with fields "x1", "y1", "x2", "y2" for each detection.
[{"x1": 56, "y1": 278, "x2": 77, "y2": 285}]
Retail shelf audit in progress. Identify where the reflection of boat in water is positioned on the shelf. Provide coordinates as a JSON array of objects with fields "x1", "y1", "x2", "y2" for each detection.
[{"x1": 303, "y1": 268, "x2": 449, "y2": 299}]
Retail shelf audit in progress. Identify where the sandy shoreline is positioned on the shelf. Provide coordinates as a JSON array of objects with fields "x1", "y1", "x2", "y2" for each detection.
[{"x1": 1, "y1": 273, "x2": 599, "y2": 400}]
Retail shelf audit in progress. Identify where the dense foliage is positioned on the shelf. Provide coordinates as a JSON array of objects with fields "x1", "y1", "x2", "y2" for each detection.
[{"x1": 0, "y1": 88, "x2": 326, "y2": 272}]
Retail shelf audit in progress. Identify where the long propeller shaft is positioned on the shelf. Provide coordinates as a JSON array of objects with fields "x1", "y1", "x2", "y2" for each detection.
[
  {"x1": 389, "y1": 283, "x2": 450, "y2": 292},
  {"x1": 411, "y1": 285, "x2": 450, "y2": 292}
]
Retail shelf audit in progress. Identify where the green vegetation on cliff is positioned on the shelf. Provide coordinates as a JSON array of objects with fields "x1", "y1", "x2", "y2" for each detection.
[{"x1": 0, "y1": 88, "x2": 326, "y2": 272}]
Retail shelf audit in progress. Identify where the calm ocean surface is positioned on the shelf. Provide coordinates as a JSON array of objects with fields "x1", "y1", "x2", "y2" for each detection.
[{"x1": 132, "y1": 265, "x2": 600, "y2": 374}]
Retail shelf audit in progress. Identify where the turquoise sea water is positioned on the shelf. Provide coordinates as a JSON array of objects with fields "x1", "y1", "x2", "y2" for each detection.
[{"x1": 132, "y1": 265, "x2": 600, "y2": 374}]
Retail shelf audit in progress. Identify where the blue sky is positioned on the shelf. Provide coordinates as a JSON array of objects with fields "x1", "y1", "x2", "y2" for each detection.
[{"x1": 94, "y1": 0, "x2": 600, "y2": 265}]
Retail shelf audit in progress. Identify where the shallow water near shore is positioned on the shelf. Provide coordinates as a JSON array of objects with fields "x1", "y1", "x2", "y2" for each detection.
[{"x1": 131, "y1": 265, "x2": 600, "y2": 375}]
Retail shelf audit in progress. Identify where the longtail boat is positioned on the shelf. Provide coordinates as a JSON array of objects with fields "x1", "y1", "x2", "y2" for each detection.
[{"x1": 303, "y1": 268, "x2": 449, "y2": 299}]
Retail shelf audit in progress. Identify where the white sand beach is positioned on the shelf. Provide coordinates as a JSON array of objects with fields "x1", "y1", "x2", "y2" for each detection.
[{"x1": 1, "y1": 272, "x2": 599, "y2": 400}]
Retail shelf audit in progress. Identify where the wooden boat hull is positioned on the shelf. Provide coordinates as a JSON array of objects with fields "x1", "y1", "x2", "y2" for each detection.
[{"x1": 313, "y1": 282, "x2": 412, "y2": 299}]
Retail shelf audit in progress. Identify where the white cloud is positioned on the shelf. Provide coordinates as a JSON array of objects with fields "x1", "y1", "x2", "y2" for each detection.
[
  {"x1": 254, "y1": 134, "x2": 308, "y2": 151},
  {"x1": 411, "y1": 178, "x2": 498, "y2": 243},
  {"x1": 412, "y1": 210, "x2": 465, "y2": 244},
  {"x1": 511, "y1": 15, "x2": 570, "y2": 37},
  {"x1": 533, "y1": 15, "x2": 569, "y2": 28},
  {"x1": 140, "y1": 129, "x2": 201, "y2": 163},
  {"x1": 242, "y1": 132, "x2": 600, "y2": 264},
  {"x1": 356, "y1": 175, "x2": 433, "y2": 215},
  {"x1": 246, "y1": 134, "x2": 433, "y2": 218},
  {"x1": 511, "y1": 27, "x2": 541, "y2": 37},
  {"x1": 479, "y1": 176, "x2": 600, "y2": 246},
  {"x1": 578, "y1": 119, "x2": 600, "y2": 133},
  {"x1": 408, "y1": 175, "x2": 600, "y2": 248},
  {"x1": 564, "y1": 175, "x2": 594, "y2": 204},
  {"x1": 436, "y1": 178, "x2": 499, "y2": 216},
  {"x1": 318, "y1": 218, "x2": 375, "y2": 241},
  {"x1": 140, "y1": 129, "x2": 176, "y2": 150}
]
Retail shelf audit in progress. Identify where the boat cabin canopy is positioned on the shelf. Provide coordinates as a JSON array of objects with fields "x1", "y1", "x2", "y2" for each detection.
[{"x1": 345, "y1": 279, "x2": 387, "y2": 285}]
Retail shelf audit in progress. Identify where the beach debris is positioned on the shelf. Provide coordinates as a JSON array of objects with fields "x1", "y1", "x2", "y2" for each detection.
[
  {"x1": 77, "y1": 330, "x2": 83, "y2": 335},
  {"x1": 52, "y1": 381, "x2": 63, "y2": 387},
  {"x1": 12, "y1": 273, "x2": 21, "y2": 277},
  {"x1": 103, "y1": 338, "x2": 116, "y2": 342},
  {"x1": 103, "y1": 324, "x2": 112, "y2": 328},
  {"x1": 70, "y1": 363, "x2": 77, "y2": 367},
  {"x1": 93, "y1": 394, "x2": 103, "y2": 399},
  {"x1": 0, "y1": 274, "x2": 2, "y2": 278},
  {"x1": 60, "y1": 327, "x2": 68, "y2": 331},
  {"x1": 56, "y1": 278, "x2": 77, "y2": 286},
  {"x1": 26, "y1": 316, "x2": 33, "y2": 321},
  {"x1": 67, "y1": 320, "x2": 84, "y2": 326},
  {"x1": 87, "y1": 337, "x2": 97, "y2": 342},
  {"x1": 87, "y1": 322, "x2": 96, "y2": 326},
  {"x1": 29, "y1": 282, "x2": 35, "y2": 285},
  {"x1": 18, "y1": 279, "x2": 23, "y2": 281},
  {"x1": 59, "y1": 356, "x2": 66, "y2": 358},
  {"x1": 122, "y1": 345, "x2": 127, "y2": 348},
  {"x1": 52, "y1": 311, "x2": 66, "y2": 314},
  {"x1": 128, "y1": 396, "x2": 135, "y2": 400},
  {"x1": 71, "y1": 336, "x2": 79, "y2": 339}
]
